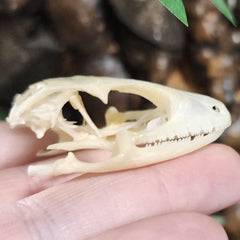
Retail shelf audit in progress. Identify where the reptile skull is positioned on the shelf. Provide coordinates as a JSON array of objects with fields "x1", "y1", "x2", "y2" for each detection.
[{"x1": 7, "y1": 76, "x2": 231, "y2": 175}]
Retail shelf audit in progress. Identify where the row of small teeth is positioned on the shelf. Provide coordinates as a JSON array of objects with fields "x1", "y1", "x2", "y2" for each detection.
[{"x1": 138, "y1": 128, "x2": 216, "y2": 148}]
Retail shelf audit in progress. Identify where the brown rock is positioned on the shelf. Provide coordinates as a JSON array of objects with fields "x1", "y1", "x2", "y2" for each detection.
[
  {"x1": 165, "y1": 65, "x2": 201, "y2": 93},
  {"x1": 186, "y1": 0, "x2": 235, "y2": 50},
  {"x1": 225, "y1": 203, "x2": 240, "y2": 239},
  {"x1": 53, "y1": 52, "x2": 128, "y2": 78},
  {"x1": 224, "y1": 117, "x2": 240, "y2": 150},
  {"x1": 109, "y1": 0, "x2": 185, "y2": 50},
  {"x1": 223, "y1": 88, "x2": 240, "y2": 150},
  {"x1": 0, "y1": 15, "x2": 61, "y2": 106},
  {"x1": 0, "y1": 0, "x2": 29, "y2": 12},
  {"x1": 47, "y1": 0, "x2": 116, "y2": 55},
  {"x1": 193, "y1": 48, "x2": 239, "y2": 104},
  {"x1": 149, "y1": 51, "x2": 182, "y2": 84},
  {"x1": 116, "y1": 24, "x2": 181, "y2": 84}
]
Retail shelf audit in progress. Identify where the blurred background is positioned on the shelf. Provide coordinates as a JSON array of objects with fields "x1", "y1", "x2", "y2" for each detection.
[{"x1": 0, "y1": 0, "x2": 240, "y2": 238}]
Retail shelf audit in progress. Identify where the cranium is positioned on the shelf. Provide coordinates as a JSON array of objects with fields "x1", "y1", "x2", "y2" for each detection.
[{"x1": 7, "y1": 76, "x2": 231, "y2": 175}]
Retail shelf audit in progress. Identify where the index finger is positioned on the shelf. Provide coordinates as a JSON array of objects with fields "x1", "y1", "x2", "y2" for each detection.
[{"x1": 0, "y1": 122, "x2": 57, "y2": 169}]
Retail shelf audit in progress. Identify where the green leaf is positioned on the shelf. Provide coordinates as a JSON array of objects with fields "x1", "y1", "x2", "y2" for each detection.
[
  {"x1": 158, "y1": 0, "x2": 188, "y2": 26},
  {"x1": 209, "y1": 0, "x2": 236, "y2": 26},
  {"x1": 0, "y1": 108, "x2": 7, "y2": 121},
  {"x1": 211, "y1": 214, "x2": 225, "y2": 226}
]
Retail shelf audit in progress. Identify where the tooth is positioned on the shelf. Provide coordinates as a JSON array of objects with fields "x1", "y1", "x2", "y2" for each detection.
[{"x1": 190, "y1": 136, "x2": 196, "y2": 141}]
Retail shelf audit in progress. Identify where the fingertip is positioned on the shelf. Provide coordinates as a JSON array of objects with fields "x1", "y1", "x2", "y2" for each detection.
[
  {"x1": 187, "y1": 144, "x2": 240, "y2": 212},
  {"x1": 205, "y1": 143, "x2": 240, "y2": 161}
]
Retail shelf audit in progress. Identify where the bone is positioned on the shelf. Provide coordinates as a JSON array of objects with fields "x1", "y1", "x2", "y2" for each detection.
[{"x1": 7, "y1": 76, "x2": 231, "y2": 175}]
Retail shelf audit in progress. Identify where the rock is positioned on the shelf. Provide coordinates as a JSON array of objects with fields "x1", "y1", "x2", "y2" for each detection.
[
  {"x1": 194, "y1": 48, "x2": 239, "y2": 104},
  {"x1": 225, "y1": 204, "x2": 240, "y2": 239},
  {"x1": 53, "y1": 51, "x2": 128, "y2": 78},
  {"x1": 0, "y1": 0, "x2": 29, "y2": 12},
  {"x1": 165, "y1": 64, "x2": 201, "y2": 93},
  {"x1": 223, "y1": 87, "x2": 240, "y2": 150},
  {"x1": 108, "y1": 0, "x2": 185, "y2": 50},
  {"x1": 47, "y1": 0, "x2": 117, "y2": 55},
  {"x1": 0, "y1": 15, "x2": 61, "y2": 106},
  {"x1": 115, "y1": 23, "x2": 181, "y2": 84},
  {"x1": 224, "y1": 116, "x2": 240, "y2": 151},
  {"x1": 186, "y1": 0, "x2": 238, "y2": 51}
]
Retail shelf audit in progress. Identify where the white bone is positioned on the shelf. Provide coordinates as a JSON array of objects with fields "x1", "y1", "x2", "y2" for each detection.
[{"x1": 7, "y1": 76, "x2": 231, "y2": 175}]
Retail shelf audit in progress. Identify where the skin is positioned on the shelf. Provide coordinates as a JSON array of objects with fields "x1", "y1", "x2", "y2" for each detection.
[{"x1": 0, "y1": 122, "x2": 240, "y2": 239}]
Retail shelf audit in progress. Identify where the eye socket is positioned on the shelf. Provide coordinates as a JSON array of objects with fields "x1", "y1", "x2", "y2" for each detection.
[{"x1": 212, "y1": 105, "x2": 220, "y2": 112}]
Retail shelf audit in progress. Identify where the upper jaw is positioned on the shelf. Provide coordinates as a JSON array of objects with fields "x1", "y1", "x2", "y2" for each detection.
[{"x1": 134, "y1": 112, "x2": 231, "y2": 148}]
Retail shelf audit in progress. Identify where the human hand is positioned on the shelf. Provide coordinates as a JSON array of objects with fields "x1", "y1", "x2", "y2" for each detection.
[{"x1": 0, "y1": 122, "x2": 239, "y2": 240}]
